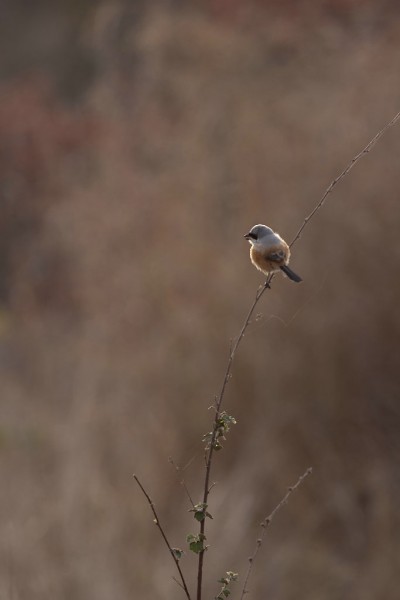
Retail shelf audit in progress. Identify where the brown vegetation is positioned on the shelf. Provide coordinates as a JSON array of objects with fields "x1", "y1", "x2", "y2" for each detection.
[{"x1": 1, "y1": 2, "x2": 400, "y2": 599}]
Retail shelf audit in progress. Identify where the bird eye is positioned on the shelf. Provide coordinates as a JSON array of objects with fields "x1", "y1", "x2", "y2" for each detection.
[{"x1": 249, "y1": 232, "x2": 257, "y2": 240}]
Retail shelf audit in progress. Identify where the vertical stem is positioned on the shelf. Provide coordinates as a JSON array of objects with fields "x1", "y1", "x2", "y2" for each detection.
[
  {"x1": 196, "y1": 278, "x2": 272, "y2": 600},
  {"x1": 195, "y1": 109, "x2": 400, "y2": 600}
]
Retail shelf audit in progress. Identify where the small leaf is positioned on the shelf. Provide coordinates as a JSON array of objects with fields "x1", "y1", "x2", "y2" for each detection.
[
  {"x1": 190, "y1": 541, "x2": 202, "y2": 553},
  {"x1": 189, "y1": 503, "x2": 212, "y2": 522},
  {"x1": 194, "y1": 512, "x2": 204, "y2": 522},
  {"x1": 215, "y1": 570, "x2": 239, "y2": 599},
  {"x1": 171, "y1": 548, "x2": 184, "y2": 560},
  {"x1": 187, "y1": 533, "x2": 207, "y2": 554}
]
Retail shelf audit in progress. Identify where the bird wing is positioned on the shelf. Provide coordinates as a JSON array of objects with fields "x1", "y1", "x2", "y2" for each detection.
[{"x1": 267, "y1": 250, "x2": 286, "y2": 262}]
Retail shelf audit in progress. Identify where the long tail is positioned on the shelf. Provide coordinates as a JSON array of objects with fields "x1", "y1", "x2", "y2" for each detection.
[{"x1": 280, "y1": 264, "x2": 302, "y2": 283}]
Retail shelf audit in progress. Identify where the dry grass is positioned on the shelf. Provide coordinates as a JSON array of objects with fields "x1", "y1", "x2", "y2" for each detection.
[{"x1": 1, "y1": 3, "x2": 400, "y2": 599}]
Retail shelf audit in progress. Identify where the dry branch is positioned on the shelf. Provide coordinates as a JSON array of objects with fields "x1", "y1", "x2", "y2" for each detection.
[
  {"x1": 240, "y1": 467, "x2": 313, "y2": 599},
  {"x1": 133, "y1": 474, "x2": 192, "y2": 600}
]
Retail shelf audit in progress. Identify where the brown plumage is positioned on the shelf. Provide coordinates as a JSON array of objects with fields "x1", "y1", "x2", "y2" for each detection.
[
  {"x1": 244, "y1": 224, "x2": 302, "y2": 283},
  {"x1": 250, "y1": 243, "x2": 290, "y2": 274}
]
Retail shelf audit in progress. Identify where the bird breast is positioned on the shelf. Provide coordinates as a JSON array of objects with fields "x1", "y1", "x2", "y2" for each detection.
[{"x1": 250, "y1": 243, "x2": 290, "y2": 274}]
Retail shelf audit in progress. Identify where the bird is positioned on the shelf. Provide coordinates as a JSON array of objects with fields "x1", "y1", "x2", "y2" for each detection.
[{"x1": 244, "y1": 224, "x2": 302, "y2": 283}]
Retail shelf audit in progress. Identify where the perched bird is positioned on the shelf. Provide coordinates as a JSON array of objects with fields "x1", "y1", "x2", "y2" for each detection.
[{"x1": 244, "y1": 224, "x2": 302, "y2": 283}]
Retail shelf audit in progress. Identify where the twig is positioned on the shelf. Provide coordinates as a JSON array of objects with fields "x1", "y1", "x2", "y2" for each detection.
[
  {"x1": 196, "y1": 276, "x2": 273, "y2": 600},
  {"x1": 240, "y1": 467, "x2": 313, "y2": 599},
  {"x1": 133, "y1": 474, "x2": 192, "y2": 600},
  {"x1": 169, "y1": 456, "x2": 196, "y2": 508},
  {"x1": 290, "y1": 110, "x2": 400, "y2": 248},
  {"x1": 197, "y1": 109, "x2": 400, "y2": 600},
  {"x1": 173, "y1": 576, "x2": 186, "y2": 591}
]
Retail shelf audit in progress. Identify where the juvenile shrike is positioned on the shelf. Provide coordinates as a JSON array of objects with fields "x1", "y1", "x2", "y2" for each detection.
[{"x1": 244, "y1": 224, "x2": 302, "y2": 283}]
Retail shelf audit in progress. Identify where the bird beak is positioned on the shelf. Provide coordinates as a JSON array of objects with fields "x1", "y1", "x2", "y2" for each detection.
[{"x1": 244, "y1": 233, "x2": 251, "y2": 240}]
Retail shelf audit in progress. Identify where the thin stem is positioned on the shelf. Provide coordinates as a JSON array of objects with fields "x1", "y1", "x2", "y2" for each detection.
[
  {"x1": 196, "y1": 276, "x2": 273, "y2": 600},
  {"x1": 169, "y1": 456, "x2": 196, "y2": 508},
  {"x1": 196, "y1": 108, "x2": 400, "y2": 600},
  {"x1": 133, "y1": 474, "x2": 192, "y2": 600},
  {"x1": 290, "y1": 110, "x2": 400, "y2": 248},
  {"x1": 240, "y1": 467, "x2": 313, "y2": 599}
]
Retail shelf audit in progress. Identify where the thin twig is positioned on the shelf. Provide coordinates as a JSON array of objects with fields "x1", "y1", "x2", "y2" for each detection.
[
  {"x1": 197, "y1": 109, "x2": 400, "y2": 600},
  {"x1": 197, "y1": 276, "x2": 273, "y2": 600},
  {"x1": 290, "y1": 110, "x2": 400, "y2": 248},
  {"x1": 169, "y1": 456, "x2": 196, "y2": 508},
  {"x1": 133, "y1": 474, "x2": 192, "y2": 600},
  {"x1": 173, "y1": 576, "x2": 186, "y2": 591},
  {"x1": 240, "y1": 467, "x2": 313, "y2": 599}
]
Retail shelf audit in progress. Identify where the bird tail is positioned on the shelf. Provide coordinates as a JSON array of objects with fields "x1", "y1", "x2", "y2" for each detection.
[{"x1": 280, "y1": 265, "x2": 302, "y2": 283}]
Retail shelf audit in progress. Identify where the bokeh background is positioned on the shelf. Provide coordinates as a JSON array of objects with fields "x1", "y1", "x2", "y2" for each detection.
[{"x1": 1, "y1": 1, "x2": 400, "y2": 598}]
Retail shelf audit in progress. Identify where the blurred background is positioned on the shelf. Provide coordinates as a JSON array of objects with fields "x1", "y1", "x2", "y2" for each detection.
[{"x1": 1, "y1": 1, "x2": 400, "y2": 598}]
